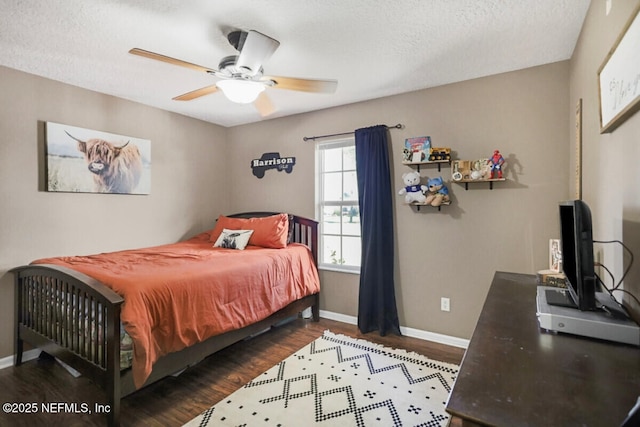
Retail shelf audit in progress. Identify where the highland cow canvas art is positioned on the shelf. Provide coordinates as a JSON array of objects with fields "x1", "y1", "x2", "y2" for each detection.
[{"x1": 46, "y1": 122, "x2": 151, "y2": 194}]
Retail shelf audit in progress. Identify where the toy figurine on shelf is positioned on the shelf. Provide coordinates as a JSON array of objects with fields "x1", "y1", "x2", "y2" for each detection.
[
  {"x1": 424, "y1": 176, "x2": 450, "y2": 207},
  {"x1": 488, "y1": 150, "x2": 505, "y2": 179},
  {"x1": 398, "y1": 170, "x2": 427, "y2": 204}
]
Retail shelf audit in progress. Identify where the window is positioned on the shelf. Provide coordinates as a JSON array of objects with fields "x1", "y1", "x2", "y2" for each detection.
[{"x1": 316, "y1": 138, "x2": 361, "y2": 273}]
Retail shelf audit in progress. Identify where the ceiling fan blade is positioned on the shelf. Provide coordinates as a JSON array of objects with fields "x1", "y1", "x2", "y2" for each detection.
[
  {"x1": 254, "y1": 91, "x2": 275, "y2": 117},
  {"x1": 235, "y1": 30, "x2": 280, "y2": 76},
  {"x1": 262, "y1": 76, "x2": 338, "y2": 93},
  {"x1": 129, "y1": 48, "x2": 216, "y2": 74},
  {"x1": 172, "y1": 85, "x2": 219, "y2": 101}
]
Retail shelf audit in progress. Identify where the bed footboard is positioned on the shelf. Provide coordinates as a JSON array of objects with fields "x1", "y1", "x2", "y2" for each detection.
[{"x1": 10, "y1": 264, "x2": 124, "y2": 426}]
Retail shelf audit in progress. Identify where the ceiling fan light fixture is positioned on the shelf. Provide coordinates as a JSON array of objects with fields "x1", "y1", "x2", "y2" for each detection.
[{"x1": 216, "y1": 79, "x2": 265, "y2": 104}]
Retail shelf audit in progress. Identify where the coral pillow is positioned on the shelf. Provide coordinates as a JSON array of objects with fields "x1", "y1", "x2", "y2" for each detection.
[{"x1": 209, "y1": 214, "x2": 289, "y2": 249}]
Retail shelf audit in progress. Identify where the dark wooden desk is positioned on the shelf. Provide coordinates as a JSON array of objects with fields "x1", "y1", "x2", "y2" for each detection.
[{"x1": 446, "y1": 271, "x2": 640, "y2": 426}]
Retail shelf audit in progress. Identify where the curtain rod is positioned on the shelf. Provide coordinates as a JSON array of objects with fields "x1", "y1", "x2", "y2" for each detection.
[{"x1": 302, "y1": 123, "x2": 403, "y2": 142}]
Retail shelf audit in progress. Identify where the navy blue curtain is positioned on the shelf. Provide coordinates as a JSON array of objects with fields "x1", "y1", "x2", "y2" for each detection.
[{"x1": 355, "y1": 125, "x2": 401, "y2": 336}]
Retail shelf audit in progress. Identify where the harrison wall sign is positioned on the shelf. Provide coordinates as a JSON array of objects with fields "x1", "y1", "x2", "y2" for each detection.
[{"x1": 251, "y1": 152, "x2": 296, "y2": 179}]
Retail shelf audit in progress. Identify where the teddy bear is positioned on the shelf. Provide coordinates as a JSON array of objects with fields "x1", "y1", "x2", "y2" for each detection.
[
  {"x1": 424, "y1": 176, "x2": 450, "y2": 207},
  {"x1": 398, "y1": 170, "x2": 427, "y2": 204}
]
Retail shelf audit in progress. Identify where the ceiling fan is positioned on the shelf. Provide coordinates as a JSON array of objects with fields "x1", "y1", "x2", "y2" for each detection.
[{"x1": 129, "y1": 30, "x2": 338, "y2": 117}]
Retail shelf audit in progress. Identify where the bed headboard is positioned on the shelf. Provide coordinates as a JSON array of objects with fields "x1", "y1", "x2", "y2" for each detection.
[{"x1": 226, "y1": 212, "x2": 318, "y2": 265}]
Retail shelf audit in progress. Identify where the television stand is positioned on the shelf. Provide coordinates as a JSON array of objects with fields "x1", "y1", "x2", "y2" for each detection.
[
  {"x1": 446, "y1": 272, "x2": 640, "y2": 426},
  {"x1": 537, "y1": 286, "x2": 640, "y2": 345},
  {"x1": 545, "y1": 283, "x2": 632, "y2": 319},
  {"x1": 544, "y1": 287, "x2": 577, "y2": 308}
]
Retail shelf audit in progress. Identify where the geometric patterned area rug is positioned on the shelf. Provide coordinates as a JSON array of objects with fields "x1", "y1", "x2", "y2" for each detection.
[{"x1": 183, "y1": 330, "x2": 459, "y2": 427}]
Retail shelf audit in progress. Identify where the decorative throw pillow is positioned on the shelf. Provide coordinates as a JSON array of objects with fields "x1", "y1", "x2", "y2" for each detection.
[
  {"x1": 213, "y1": 229, "x2": 254, "y2": 250},
  {"x1": 209, "y1": 213, "x2": 289, "y2": 249}
]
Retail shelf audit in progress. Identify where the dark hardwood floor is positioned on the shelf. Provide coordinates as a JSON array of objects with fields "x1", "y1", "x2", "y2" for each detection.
[{"x1": 0, "y1": 318, "x2": 466, "y2": 427}]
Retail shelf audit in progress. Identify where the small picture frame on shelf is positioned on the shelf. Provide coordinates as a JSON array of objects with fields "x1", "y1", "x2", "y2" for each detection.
[
  {"x1": 549, "y1": 239, "x2": 562, "y2": 273},
  {"x1": 403, "y1": 136, "x2": 431, "y2": 163}
]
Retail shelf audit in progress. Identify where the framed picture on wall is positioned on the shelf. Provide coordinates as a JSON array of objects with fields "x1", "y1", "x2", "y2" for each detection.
[
  {"x1": 45, "y1": 122, "x2": 151, "y2": 194},
  {"x1": 597, "y1": 5, "x2": 640, "y2": 133}
]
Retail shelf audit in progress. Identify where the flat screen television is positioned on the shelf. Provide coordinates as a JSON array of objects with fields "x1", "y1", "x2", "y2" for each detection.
[{"x1": 557, "y1": 199, "x2": 597, "y2": 311}]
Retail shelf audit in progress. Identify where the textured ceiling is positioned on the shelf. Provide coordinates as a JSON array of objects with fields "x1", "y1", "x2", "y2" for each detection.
[{"x1": 0, "y1": 0, "x2": 590, "y2": 127}]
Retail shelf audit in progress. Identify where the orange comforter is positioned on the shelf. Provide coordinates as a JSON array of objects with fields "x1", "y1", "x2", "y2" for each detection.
[{"x1": 32, "y1": 232, "x2": 320, "y2": 388}]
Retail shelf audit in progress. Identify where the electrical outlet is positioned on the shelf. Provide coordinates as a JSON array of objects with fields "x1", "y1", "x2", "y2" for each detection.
[{"x1": 441, "y1": 297, "x2": 450, "y2": 312}]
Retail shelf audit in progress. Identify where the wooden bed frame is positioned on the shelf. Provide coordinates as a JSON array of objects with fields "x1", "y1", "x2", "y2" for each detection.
[{"x1": 10, "y1": 212, "x2": 319, "y2": 427}]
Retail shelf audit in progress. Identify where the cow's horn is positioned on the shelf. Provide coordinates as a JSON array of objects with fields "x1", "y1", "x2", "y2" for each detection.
[
  {"x1": 64, "y1": 131, "x2": 84, "y2": 143},
  {"x1": 118, "y1": 141, "x2": 130, "y2": 149}
]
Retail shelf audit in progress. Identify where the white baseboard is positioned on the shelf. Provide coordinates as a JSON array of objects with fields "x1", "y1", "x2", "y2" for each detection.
[
  {"x1": 0, "y1": 349, "x2": 40, "y2": 370},
  {"x1": 319, "y1": 310, "x2": 469, "y2": 349},
  {"x1": 319, "y1": 310, "x2": 358, "y2": 325}
]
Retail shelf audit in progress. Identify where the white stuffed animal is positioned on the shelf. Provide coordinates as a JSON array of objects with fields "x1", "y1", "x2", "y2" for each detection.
[{"x1": 398, "y1": 170, "x2": 427, "y2": 204}]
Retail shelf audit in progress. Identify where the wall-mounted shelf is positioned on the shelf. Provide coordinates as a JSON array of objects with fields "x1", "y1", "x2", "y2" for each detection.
[
  {"x1": 405, "y1": 201, "x2": 451, "y2": 211},
  {"x1": 402, "y1": 160, "x2": 451, "y2": 172},
  {"x1": 451, "y1": 158, "x2": 506, "y2": 189},
  {"x1": 400, "y1": 143, "x2": 453, "y2": 211},
  {"x1": 453, "y1": 178, "x2": 506, "y2": 190}
]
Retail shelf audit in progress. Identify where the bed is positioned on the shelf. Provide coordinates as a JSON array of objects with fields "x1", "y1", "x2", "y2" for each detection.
[{"x1": 10, "y1": 212, "x2": 320, "y2": 427}]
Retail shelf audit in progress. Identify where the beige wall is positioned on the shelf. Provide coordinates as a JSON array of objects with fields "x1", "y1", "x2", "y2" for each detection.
[
  {"x1": 569, "y1": 0, "x2": 640, "y2": 321},
  {"x1": 227, "y1": 61, "x2": 570, "y2": 339},
  {"x1": 0, "y1": 66, "x2": 229, "y2": 358}
]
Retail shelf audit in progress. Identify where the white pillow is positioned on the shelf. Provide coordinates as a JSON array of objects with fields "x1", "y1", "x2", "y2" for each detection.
[{"x1": 213, "y1": 229, "x2": 254, "y2": 250}]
